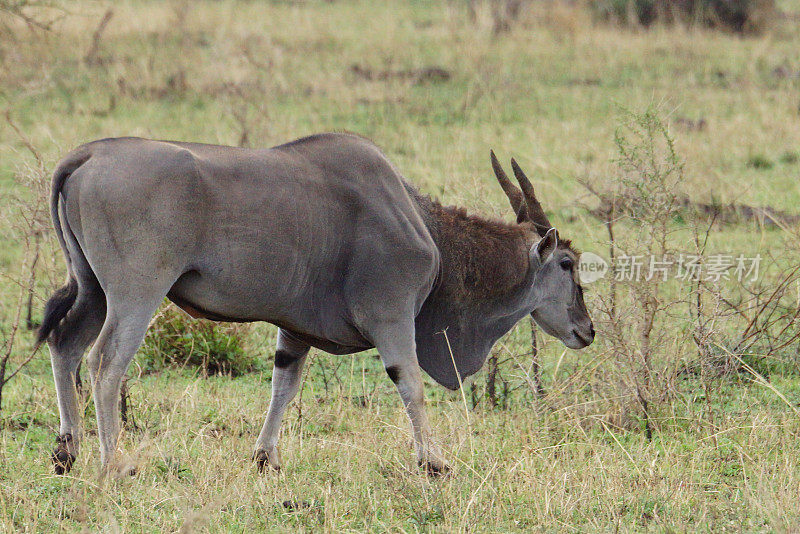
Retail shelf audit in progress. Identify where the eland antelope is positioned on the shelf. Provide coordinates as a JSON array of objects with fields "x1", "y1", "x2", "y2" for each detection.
[{"x1": 38, "y1": 133, "x2": 594, "y2": 475}]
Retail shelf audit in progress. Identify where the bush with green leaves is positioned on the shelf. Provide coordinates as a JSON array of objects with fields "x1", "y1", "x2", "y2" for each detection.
[
  {"x1": 136, "y1": 304, "x2": 258, "y2": 377},
  {"x1": 590, "y1": 0, "x2": 776, "y2": 33}
]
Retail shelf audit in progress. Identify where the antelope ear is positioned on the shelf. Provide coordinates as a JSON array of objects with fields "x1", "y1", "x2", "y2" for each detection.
[{"x1": 534, "y1": 227, "x2": 558, "y2": 261}]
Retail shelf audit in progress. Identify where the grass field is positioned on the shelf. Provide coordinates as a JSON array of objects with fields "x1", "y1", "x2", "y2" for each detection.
[{"x1": 2, "y1": 0, "x2": 800, "y2": 531}]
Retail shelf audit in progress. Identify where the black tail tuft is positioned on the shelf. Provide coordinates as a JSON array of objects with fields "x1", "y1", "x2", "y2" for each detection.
[{"x1": 36, "y1": 278, "x2": 78, "y2": 347}]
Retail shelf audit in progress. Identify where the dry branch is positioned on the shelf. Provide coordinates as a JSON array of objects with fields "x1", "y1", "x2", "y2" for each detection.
[{"x1": 84, "y1": 8, "x2": 113, "y2": 66}]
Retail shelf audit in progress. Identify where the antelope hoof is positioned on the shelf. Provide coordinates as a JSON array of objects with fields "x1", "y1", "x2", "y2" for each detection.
[
  {"x1": 253, "y1": 447, "x2": 281, "y2": 473},
  {"x1": 419, "y1": 458, "x2": 450, "y2": 478},
  {"x1": 52, "y1": 449, "x2": 75, "y2": 475},
  {"x1": 113, "y1": 456, "x2": 138, "y2": 478},
  {"x1": 52, "y1": 434, "x2": 76, "y2": 475}
]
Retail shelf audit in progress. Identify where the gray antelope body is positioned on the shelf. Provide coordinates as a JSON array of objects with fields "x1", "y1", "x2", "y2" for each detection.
[{"x1": 39, "y1": 133, "x2": 594, "y2": 475}]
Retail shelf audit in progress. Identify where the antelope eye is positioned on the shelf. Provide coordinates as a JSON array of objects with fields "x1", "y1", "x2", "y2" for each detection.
[{"x1": 560, "y1": 258, "x2": 573, "y2": 271}]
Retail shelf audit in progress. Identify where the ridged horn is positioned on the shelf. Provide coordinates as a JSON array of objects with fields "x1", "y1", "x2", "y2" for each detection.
[
  {"x1": 490, "y1": 150, "x2": 526, "y2": 221},
  {"x1": 510, "y1": 157, "x2": 552, "y2": 236}
]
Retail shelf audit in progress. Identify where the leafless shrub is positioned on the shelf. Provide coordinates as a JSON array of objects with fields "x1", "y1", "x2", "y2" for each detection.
[
  {"x1": 0, "y1": 0, "x2": 65, "y2": 32},
  {"x1": 583, "y1": 107, "x2": 688, "y2": 439},
  {"x1": 225, "y1": 96, "x2": 271, "y2": 149},
  {"x1": 691, "y1": 255, "x2": 800, "y2": 378},
  {"x1": 582, "y1": 106, "x2": 800, "y2": 437},
  {"x1": 673, "y1": 116, "x2": 707, "y2": 132},
  {"x1": 0, "y1": 113, "x2": 54, "y2": 413},
  {"x1": 0, "y1": 261, "x2": 36, "y2": 413},
  {"x1": 83, "y1": 8, "x2": 113, "y2": 66},
  {"x1": 466, "y1": 0, "x2": 529, "y2": 34}
]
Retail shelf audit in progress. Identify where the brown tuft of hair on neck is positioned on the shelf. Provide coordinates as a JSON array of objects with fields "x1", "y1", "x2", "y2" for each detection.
[
  {"x1": 403, "y1": 181, "x2": 579, "y2": 304},
  {"x1": 423, "y1": 198, "x2": 533, "y2": 302}
]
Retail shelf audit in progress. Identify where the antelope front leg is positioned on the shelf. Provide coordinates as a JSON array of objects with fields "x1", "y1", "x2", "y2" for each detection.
[
  {"x1": 377, "y1": 329, "x2": 450, "y2": 476},
  {"x1": 253, "y1": 330, "x2": 309, "y2": 472}
]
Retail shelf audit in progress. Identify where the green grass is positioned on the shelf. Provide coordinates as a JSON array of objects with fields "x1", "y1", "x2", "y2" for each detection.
[{"x1": 2, "y1": 0, "x2": 800, "y2": 531}]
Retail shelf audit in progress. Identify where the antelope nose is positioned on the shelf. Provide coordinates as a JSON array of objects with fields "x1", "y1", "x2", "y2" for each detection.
[{"x1": 575, "y1": 321, "x2": 595, "y2": 346}]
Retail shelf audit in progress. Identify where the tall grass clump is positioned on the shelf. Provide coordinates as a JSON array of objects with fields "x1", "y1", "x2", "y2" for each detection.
[{"x1": 137, "y1": 304, "x2": 258, "y2": 377}]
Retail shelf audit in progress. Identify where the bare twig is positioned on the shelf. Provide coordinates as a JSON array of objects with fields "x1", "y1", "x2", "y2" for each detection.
[
  {"x1": 84, "y1": 8, "x2": 114, "y2": 66},
  {"x1": 5, "y1": 110, "x2": 43, "y2": 166}
]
